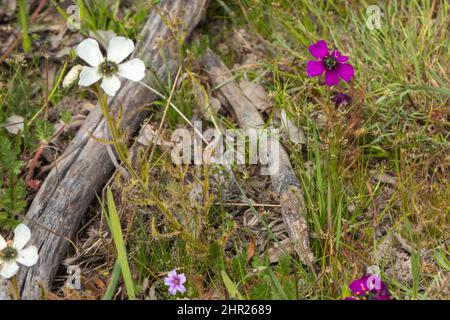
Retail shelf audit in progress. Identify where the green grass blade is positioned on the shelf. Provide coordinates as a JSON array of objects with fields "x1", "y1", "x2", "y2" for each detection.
[
  {"x1": 406, "y1": 85, "x2": 450, "y2": 97},
  {"x1": 221, "y1": 270, "x2": 243, "y2": 300},
  {"x1": 106, "y1": 187, "x2": 136, "y2": 300},
  {"x1": 18, "y1": 0, "x2": 31, "y2": 53},
  {"x1": 404, "y1": 218, "x2": 420, "y2": 299},
  {"x1": 102, "y1": 259, "x2": 122, "y2": 300}
]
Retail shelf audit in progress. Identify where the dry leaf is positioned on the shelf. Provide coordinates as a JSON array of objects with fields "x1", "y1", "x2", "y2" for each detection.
[
  {"x1": 4, "y1": 114, "x2": 24, "y2": 135},
  {"x1": 268, "y1": 238, "x2": 291, "y2": 263},
  {"x1": 192, "y1": 81, "x2": 222, "y2": 120},
  {"x1": 240, "y1": 80, "x2": 272, "y2": 112},
  {"x1": 280, "y1": 109, "x2": 306, "y2": 145},
  {"x1": 0, "y1": 0, "x2": 16, "y2": 19},
  {"x1": 137, "y1": 124, "x2": 173, "y2": 147},
  {"x1": 247, "y1": 239, "x2": 255, "y2": 261}
]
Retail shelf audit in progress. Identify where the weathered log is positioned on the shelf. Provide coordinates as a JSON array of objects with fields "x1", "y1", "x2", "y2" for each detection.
[
  {"x1": 201, "y1": 49, "x2": 314, "y2": 266},
  {"x1": 0, "y1": 0, "x2": 208, "y2": 300}
]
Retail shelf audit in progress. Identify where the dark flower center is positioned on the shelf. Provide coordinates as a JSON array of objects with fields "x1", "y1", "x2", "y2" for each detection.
[
  {"x1": 353, "y1": 289, "x2": 382, "y2": 300},
  {"x1": 1, "y1": 246, "x2": 17, "y2": 260},
  {"x1": 366, "y1": 292, "x2": 378, "y2": 300},
  {"x1": 323, "y1": 55, "x2": 338, "y2": 70},
  {"x1": 99, "y1": 60, "x2": 118, "y2": 77}
]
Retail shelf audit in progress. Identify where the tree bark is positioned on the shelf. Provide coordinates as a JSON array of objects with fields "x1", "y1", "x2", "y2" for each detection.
[
  {"x1": 0, "y1": 0, "x2": 208, "y2": 300},
  {"x1": 201, "y1": 49, "x2": 314, "y2": 266}
]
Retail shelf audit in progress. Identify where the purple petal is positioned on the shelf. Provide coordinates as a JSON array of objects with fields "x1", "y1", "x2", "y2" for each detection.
[
  {"x1": 308, "y1": 40, "x2": 329, "y2": 59},
  {"x1": 325, "y1": 70, "x2": 339, "y2": 86},
  {"x1": 178, "y1": 273, "x2": 187, "y2": 284},
  {"x1": 332, "y1": 50, "x2": 349, "y2": 63},
  {"x1": 164, "y1": 277, "x2": 174, "y2": 286},
  {"x1": 168, "y1": 286, "x2": 178, "y2": 295},
  {"x1": 337, "y1": 63, "x2": 355, "y2": 82},
  {"x1": 345, "y1": 297, "x2": 357, "y2": 300},
  {"x1": 307, "y1": 60, "x2": 325, "y2": 77},
  {"x1": 167, "y1": 269, "x2": 177, "y2": 278},
  {"x1": 331, "y1": 92, "x2": 351, "y2": 107},
  {"x1": 177, "y1": 284, "x2": 187, "y2": 293},
  {"x1": 349, "y1": 276, "x2": 370, "y2": 295},
  {"x1": 375, "y1": 294, "x2": 391, "y2": 301}
]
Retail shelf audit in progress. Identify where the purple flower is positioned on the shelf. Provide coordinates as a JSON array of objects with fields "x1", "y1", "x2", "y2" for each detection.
[
  {"x1": 164, "y1": 269, "x2": 187, "y2": 295},
  {"x1": 332, "y1": 92, "x2": 352, "y2": 108},
  {"x1": 346, "y1": 274, "x2": 391, "y2": 300},
  {"x1": 306, "y1": 40, "x2": 355, "y2": 86}
]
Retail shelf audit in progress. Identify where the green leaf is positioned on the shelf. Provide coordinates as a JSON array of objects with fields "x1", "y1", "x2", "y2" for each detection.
[
  {"x1": 18, "y1": 0, "x2": 31, "y2": 53},
  {"x1": 221, "y1": 270, "x2": 243, "y2": 300},
  {"x1": 102, "y1": 259, "x2": 122, "y2": 300},
  {"x1": 434, "y1": 249, "x2": 450, "y2": 272},
  {"x1": 106, "y1": 188, "x2": 136, "y2": 300}
]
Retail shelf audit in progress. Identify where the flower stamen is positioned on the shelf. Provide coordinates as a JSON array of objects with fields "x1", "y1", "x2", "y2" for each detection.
[
  {"x1": 99, "y1": 60, "x2": 118, "y2": 77},
  {"x1": 1, "y1": 242, "x2": 17, "y2": 260},
  {"x1": 323, "y1": 55, "x2": 338, "y2": 70}
]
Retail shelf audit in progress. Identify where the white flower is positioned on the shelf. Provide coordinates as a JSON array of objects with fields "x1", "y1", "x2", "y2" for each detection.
[
  {"x1": 63, "y1": 64, "x2": 83, "y2": 88},
  {"x1": 0, "y1": 224, "x2": 39, "y2": 279},
  {"x1": 76, "y1": 36, "x2": 146, "y2": 96}
]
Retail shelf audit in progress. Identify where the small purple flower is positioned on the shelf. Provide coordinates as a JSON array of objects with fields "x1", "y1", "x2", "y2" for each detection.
[
  {"x1": 332, "y1": 92, "x2": 352, "y2": 108},
  {"x1": 164, "y1": 269, "x2": 187, "y2": 296},
  {"x1": 346, "y1": 274, "x2": 391, "y2": 300},
  {"x1": 306, "y1": 40, "x2": 355, "y2": 86}
]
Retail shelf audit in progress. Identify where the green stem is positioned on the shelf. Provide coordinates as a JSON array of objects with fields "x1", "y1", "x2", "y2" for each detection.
[{"x1": 18, "y1": 0, "x2": 31, "y2": 53}]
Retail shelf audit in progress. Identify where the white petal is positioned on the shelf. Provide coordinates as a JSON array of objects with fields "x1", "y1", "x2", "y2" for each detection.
[
  {"x1": 16, "y1": 246, "x2": 38, "y2": 267},
  {"x1": 78, "y1": 66, "x2": 102, "y2": 86},
  {"x1": 13, "y1": 224, "x2": 31, "y2": 251},
  {"x1": 77, "y1": 38, "x2": 104, "y2": 67},
  {"x1": 0, "y1": 260, "x2": 19, "y2": 279},
  {"x1": 0, "y1": 235, "x2": 7, "y2": 250},
  {"x1": 101, "y1": 76, "x2": 121, "y2": 96},
  {"x1": 118, "y1": 58, "x2": 146, "y2": 81},
  {"x1": 107, "y1": 37, "x2": 134, "y2": 64}
]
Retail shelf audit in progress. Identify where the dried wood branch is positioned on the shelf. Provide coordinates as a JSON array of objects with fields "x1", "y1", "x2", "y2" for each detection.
[
  {"x1": 0, "y1": 0, "x2": 208, "y2": 300},
  {"x1": 201, "y1": 49, "x2": 314, "y2": 266}
]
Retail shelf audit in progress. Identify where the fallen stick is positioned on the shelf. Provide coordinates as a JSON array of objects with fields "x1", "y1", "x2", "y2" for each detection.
[
  {"x1": 0, "y1": 0, "x2": 208, "y2": 300},
  {"x1": 201, "y1": 49, "x2": 314, "y2": 266}
]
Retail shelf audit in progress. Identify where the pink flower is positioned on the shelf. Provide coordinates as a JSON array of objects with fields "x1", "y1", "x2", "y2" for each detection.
[
  {"x1": 306, "y1": 40, "x2": 355, "y2": 86},
  {"x1": 345, "y1": 275, "x2": 391, "y2": 300},
  {"x1": 164, "y1": 269, "x2": 186, "y2": 296}
]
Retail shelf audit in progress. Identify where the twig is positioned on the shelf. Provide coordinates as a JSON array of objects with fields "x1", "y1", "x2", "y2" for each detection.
[
  {"x1": 220, "y1": 202, "x2": 281, "y2": 208},
  {"x1": 24, "y1": 122, "x2": 67, "y2": 190}
]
